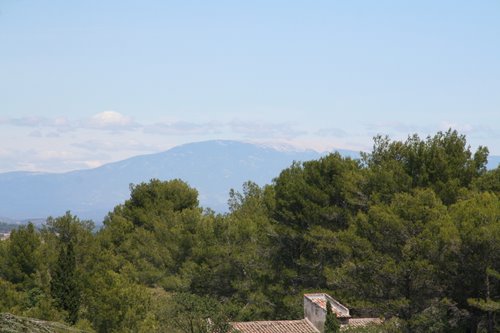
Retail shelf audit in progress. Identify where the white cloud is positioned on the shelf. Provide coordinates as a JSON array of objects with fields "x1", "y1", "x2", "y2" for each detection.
[
  {"x1": 2, "y1": 116, "x2": 69, "y2": 128},
  {"x1": 315, "y1": 127, "x2": 348, "y2": 138},
  {"x1": 440, "y1": 121, "x2": 474, "y2": 133},
  {"x1": 144, "y1": 120, "x2": 306, "y2": 139},
  {"x1": 0, "y1": 113, "x2": 138, "y2": 133},
  {"x1": 52, "y1": 117, "x2": 70, "y2": 127},
  {"x1": 145, "y1": 121, "x2": 222, "y2": 136},
  {"x1": 29, "y1": 130, "x2": 43, "y2": 137},
  {"x1": 87, "y1": 111, "x2": 135, "y2": 129},
  {"x1": 83, "y1": 160, "x2": 104, "y2": 169},
  {"x1": 0, "y1": 146, "x2": 111, "y2": 173},
  {"x1": 72, "y1": 139, "x2": 160, "y2": 152},
  {"x1": 364, "y1": 121, "x2": 431, "y2": 134},
  {"x1": 8, "y1": 116, "x2": 50, "y2": 127},
  {"x1": 228, "y1": 120, "x2": 306, "y2": 139},
  {"x1": 36, "y1": 150, "x2": 77, "y2": 160},
  {"x1": 46, "y1": 132, "x2": 61, "y2": 138}
]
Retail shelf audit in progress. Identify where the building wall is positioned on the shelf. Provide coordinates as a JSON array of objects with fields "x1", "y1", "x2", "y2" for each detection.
[
  {"x1": 304, "y1": 296, "x2": 326, "y2": 332},
  {"x1": 303, "y1": 293, "x2": 351, "y2": 332}
]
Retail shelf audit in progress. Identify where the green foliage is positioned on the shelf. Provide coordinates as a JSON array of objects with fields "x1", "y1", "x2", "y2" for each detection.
[
  {"x1": 273, "y1": 153, "x2": 364, "y2": 231},
  {"x1": 165, "y1": 292, "x2": 236, "y2": 333},
  {"x1": 46, "y1": 212, "x2": 94, "y2": 325},
  {"x1": 1, "y1": 223, "x2": 41, "y2": 287},
  {"x1": 408, "y1": 298, "x2": 468, "y2": 333},
  {"x1": 468, "y1": 298, "x2": 500, "y2": 313},
  {"x1": 99, "y1": 179, "x2": 203, "y2": 287},
  {"x1": 86, "y1": 270, "x2": 152, "y2": 333},
  {"x1": 0, "y1": 278, "x2": 25, "y2": 313},
  {"x1": 125, "y1": 178, "x2": 199, "y2": 226},
  {"x1": 467, "y1": 267, "x2": 500, "y2": 333},
  {"x1": 363, "y1": 129, "x2": 488, "y2": 204},
  {"x1": 73, "y1": 319, "x2": 96, "y2": 333},
  {"x1": 324, "y1": 300, "x2": 340, "y2": 333},
  {"x1": 22, "y1": 294, "x2": 68, "y2": 324},
  {"x1": 186, "y1": 182, "x2": 275, "y2": 319},
  {"x1": 472, "y1": 166, "x2": 500, "y2": 195},
  {"x1": 271, "y1": 153, "x2": 365, "y2": 301},
  {"x1": 448, "y1": 193, "x2": 500, "y2": 314},
  {"x1": 0, "y1": 131, "x2": 497, "y2": 332},
  {"x1": 51, "y1": 242, "x2": 80, "y2": 324}
]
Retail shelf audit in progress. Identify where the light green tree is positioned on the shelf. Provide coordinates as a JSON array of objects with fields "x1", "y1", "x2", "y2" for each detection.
[
  {"x1": 165, "y1": 292, "x2": 236, "y2": 333},
  {"x1": 1, "y1": 223, "x2": 40, "y2": 288}
]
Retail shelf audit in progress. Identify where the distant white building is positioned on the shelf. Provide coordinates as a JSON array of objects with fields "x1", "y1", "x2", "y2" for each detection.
[{"x1": 232, "y1": 293, "x2": 382, "y2": 333}]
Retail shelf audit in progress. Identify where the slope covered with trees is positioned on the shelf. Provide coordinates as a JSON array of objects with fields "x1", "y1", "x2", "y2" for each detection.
[{"x1": 0, "y1": 130, "x2": 498, "y2": 332}]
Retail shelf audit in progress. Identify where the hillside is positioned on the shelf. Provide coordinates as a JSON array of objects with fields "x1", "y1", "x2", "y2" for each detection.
[{"x1": 0, "y1": 313, "x2": 87, "y2": 333}]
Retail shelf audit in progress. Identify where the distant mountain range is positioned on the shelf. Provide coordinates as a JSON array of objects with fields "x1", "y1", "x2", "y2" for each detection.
[
  {"x1": 0, "y1": 141, "x2": 326, "y2": 223},
  {"x1": 0, "y1": 140, "x2": 498, "y2": 224}
]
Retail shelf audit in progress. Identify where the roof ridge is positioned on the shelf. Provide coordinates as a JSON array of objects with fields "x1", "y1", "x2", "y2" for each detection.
[{"x1": 303, "y1": 318, "x2": 321, "y2": 333}]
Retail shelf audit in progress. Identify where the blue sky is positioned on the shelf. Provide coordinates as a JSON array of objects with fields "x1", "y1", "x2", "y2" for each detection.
[{"x1": 1, "y1": 0, "x2": 499, "y2": 172}]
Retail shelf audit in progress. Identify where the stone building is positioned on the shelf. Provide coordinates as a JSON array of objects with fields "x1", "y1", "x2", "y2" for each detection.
[{"x1": 232, "y1": 293, "x2": 382, "y2": 333}]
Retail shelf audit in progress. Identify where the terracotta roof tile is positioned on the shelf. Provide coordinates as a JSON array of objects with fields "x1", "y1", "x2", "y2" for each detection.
[
  {"x1": 232, "y1": 319, "x2": 319, "y2": 333},
  {"x1": 304, "y1": 293, "x2": 351, "y2": 318},
  {"x1": 347, "y1": 318, "x2": 384, "y2": 328}
]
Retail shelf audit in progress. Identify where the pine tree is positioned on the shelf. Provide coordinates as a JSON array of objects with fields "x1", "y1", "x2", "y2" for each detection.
[
  {"x1": 324, "y1": 300, "x2": 340, "y2": 333},
  {"x1": 50, "y1": 241, "x2": 80, "y2": 324}
]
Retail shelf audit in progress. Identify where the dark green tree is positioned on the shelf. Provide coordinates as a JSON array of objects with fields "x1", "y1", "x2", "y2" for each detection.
[
  {"x1": 50, "y1": 241, "x2": 80, "y2": 324},
  {"x1": 46, "y1": 212, "x2": 94, "y2": 325},
  {"x1": 184, "y1": 182, "x2": 276, "y2": 319},
  {"x1": 467, "y1": 268, "x2": 500, "y2": 333},
  {"x1": 271, "y1": 153, "x2": 365, "y2": 299},
  {"x1": 362, "y1": 129, "x2": 489, "y2": 205},
  {"x1": 324, "y1": 300, "x2": 340, "y2": 333},
  {"x1": 473, "y1": 166, "x2": 500, "y2": 196},
  {"x1": 450, "y1": 193, "x2": 500, "y2": 332}
]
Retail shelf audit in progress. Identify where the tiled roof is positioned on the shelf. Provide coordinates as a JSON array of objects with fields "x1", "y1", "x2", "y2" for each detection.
[
  {"x1": 304, "y1": 293, "x2": 351, "y2": 318},
  {"x1": 231, "y1": 319, "x2": 320, "y2": 333},
  {"x1": 347, "y1": 318, "x2": 384, "y2": 328}
]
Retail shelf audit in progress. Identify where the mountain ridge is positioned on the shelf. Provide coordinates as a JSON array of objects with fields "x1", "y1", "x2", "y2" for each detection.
[
  {"x1": 0, "y1": 140, "x2": 327, "y2": 223},
  {"x1": 0, "y1": 140, "x2": 498, "y2": 224}
]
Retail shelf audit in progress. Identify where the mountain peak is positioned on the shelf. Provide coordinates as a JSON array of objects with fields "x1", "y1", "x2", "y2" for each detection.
[
  {"x1": 0, "y1": 140, "x2": 496, "y2": 223},
  {"x1": 0, "y1": 140, "x2": 331, "y2": 222}
]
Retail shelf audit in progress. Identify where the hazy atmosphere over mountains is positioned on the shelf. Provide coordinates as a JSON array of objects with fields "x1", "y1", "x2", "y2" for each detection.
[
  {"x1": 0, "y1": 140, "x2": 336, "y2": 222},
  {"x1": 0, "y1": 139, "x2": 498, "y2": 224}
]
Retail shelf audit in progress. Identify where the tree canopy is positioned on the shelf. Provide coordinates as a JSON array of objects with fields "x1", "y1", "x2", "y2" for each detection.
[{"x1": 0, "y1": 130, "x2": 498, "y2": 332}]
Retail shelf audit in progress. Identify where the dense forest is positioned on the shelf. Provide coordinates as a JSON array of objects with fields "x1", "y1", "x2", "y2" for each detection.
[{"x1": 0, "y1": 130, "x2": 499, "y2": 333}]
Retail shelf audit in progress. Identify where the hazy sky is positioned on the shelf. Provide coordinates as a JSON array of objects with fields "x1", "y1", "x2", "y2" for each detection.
[{"x1": 1, "y1": 0, "x2": 499, "y2": 172}]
